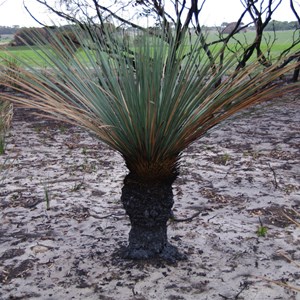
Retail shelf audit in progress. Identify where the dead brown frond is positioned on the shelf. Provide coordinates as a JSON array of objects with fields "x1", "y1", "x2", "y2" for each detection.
[
  {"x1": 255, "y1": 275, "x2": 300, "y2": 292},
  {"x1": 276, "y1": 250, "x2": 300, "y2": 268},
  {"x1": 0, "y1": 98, "x2": 13, "y2": 153},
  {"x1": 0, "y1": 99, "x2": 13, "y2": 130},
  {"x1": 282, "y1": 212, "x2": 300, "y2": 227},
  {"x1": 255, "y1": 250, "x2": 300, "y2": 292}
]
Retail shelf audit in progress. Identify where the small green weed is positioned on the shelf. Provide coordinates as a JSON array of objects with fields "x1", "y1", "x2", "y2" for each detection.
[
  {"x1": 222, "y1": 153, "x2": 231, "y2": 164},
  {"x1": 82, "y1": 147, "x2": 87, "y2": 155},
  {"x1": 257, "y1": 226, "x2": 268, "y2": 237},
  {"x1": 34, "y1": 125, "x2": 43, "y2": 133},
  {"x1": 215, "y1": 153, "x2": 232, "y2": 165},
  {"x1": 0, "y1": 136, "x2": 5, "y2": 155},
  {"x1": 42, "y1": 181, "x2": 51, "y2": 210},
  {"x1": 58, "y1": 125, "x2": 67, "y2": 133},
  {"x1": 256, "y1": 217, "x2": 268, "y2": 237},
  {"x1": 44, "y1": 187, "x2": 50, "y2": 210}
]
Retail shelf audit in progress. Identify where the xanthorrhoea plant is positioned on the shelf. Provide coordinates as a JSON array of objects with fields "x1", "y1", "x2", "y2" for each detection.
[{"x1": 0, "y1": 26, "x2": 298, "y2": 262}]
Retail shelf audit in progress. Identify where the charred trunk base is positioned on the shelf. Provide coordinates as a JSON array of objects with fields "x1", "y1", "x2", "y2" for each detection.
[{"x1": 120, "y1": 173, "x2": 185, "y2": 263}]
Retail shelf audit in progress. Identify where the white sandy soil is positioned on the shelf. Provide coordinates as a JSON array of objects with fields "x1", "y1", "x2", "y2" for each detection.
[{"x1": 0, "y1": 94, "x2": 299, "y2": 300}]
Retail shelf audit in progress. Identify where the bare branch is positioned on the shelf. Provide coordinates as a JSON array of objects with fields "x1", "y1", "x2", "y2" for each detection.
[
  {"x1": 290, "y1": 0, "x2": 300, "y2": 24},
  {"x1": 23, "y1": 1, "x2": 50, "y2": 27},
  {"x1": 0, "y1": 0, "x2": 8, "y2": 6}
]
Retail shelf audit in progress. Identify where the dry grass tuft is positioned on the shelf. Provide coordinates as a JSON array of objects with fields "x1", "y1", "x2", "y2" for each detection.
[{"x1": 0, "y1": 99, "x2": 13, "y2": 154}]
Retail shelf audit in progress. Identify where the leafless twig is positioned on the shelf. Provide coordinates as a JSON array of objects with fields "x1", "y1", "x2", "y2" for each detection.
[
  {"x1": 171, "y1": 211, "x2": 201, "y2": 222},
  {"x1": 269, "y1": 163, "x2": 278, "y2": 190}
]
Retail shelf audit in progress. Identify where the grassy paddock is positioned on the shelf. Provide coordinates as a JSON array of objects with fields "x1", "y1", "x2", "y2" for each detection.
[
  {"x1": 0, "y1": 30, "x2": 299, "y2": 67},
  {"x1": 0, "y1": 34, "x2": 14, "y2": 45},
  {"x1": 206, "y1": 30, "x2": 300, "y2": 57},
  {"x1": 0, "y1": 45, "x2": 53, "y2": 68}
]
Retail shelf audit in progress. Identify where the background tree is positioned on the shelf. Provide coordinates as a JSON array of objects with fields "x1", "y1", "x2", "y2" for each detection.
[
  {"x1": 12, "y1": 27, "x2": 50, "y2": 46},
  {"x1": 264, "y1": 20, "x2": 299, "y2": 31},
  {"x1": 0, "y1": 25, "x2": 20, "y2": 35},
  {"x1": 1, "y1": 26, "x2": 299, "y2": 261}
]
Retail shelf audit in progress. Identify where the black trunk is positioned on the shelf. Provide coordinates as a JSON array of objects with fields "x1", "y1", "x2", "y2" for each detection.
[{"x1": 120, "y1": 173, "x2": 184, "y2": 263}]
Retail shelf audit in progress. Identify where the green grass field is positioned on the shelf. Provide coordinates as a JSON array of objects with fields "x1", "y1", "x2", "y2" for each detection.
[
  {"x1": 0, "y1": 45, "x2": 52, "y2": 68},
  {"x1": 206, "y1": 30, "x2": 300, "y2": 57},
  {"x1": 0, "y1": 30, "x2": 299, "y2": 67}
]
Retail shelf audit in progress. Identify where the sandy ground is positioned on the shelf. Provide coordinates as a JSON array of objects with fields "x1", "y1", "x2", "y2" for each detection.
[{"x1": 0, "y1": 94, "x2": 299, "y2": 300}]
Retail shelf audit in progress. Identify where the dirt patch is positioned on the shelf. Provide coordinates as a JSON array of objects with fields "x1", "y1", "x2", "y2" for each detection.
[{"x1": 0, "y1": 94, "x2": 300, "y2": 299}]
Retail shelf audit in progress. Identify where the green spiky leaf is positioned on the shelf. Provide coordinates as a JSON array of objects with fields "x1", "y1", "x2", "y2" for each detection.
[{"x1": 1, "y1": 25, "x2": 299, "y2": 181}]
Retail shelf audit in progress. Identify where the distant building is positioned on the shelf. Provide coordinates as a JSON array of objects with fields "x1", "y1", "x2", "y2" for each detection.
[{"x1": 222, "y1": 22, "x2": 246, "y2": 34}]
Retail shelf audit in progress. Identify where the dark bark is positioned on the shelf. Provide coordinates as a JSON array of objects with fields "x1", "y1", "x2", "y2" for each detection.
[
  {"x1": 292, "y1": 57, "x2": 300, "y2": 82},
  {"x1": 120, "y1": 173, "x2": 185, "y2": 263}
]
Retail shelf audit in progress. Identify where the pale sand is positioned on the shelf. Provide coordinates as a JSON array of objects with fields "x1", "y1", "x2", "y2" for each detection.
[{"x1": 0, "y1": 93, "x2": 299, "y2": 299}]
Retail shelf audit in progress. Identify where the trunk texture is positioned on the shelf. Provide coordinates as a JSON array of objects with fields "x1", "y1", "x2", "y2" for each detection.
[{"x1": 120, "y1": 173, "x2": 184, "y2": 262}]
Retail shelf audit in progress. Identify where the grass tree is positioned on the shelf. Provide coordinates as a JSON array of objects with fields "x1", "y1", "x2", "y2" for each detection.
[{"x1": 0, "y1": 26, "x2": 299, "y2": 262}]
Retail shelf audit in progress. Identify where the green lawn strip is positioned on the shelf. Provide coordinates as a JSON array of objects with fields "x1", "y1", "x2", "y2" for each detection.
[{"x1": 0, "y1": 30, "x2": 299, "y2": 68}]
